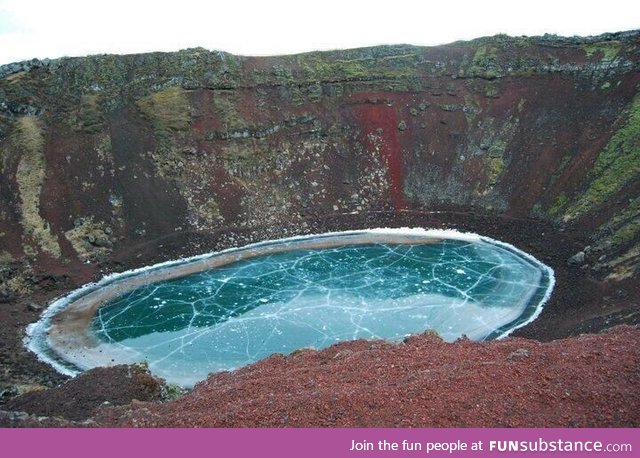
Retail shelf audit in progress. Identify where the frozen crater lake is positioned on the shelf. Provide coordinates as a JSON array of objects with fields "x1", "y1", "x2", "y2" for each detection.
[{"x1": 27, "y1": 228, "x2": 554, "y2": 387}]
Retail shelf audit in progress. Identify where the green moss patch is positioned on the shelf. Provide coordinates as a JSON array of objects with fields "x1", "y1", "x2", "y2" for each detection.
[
  {"x1": 584, "y1": 42, "x2": 622, "y2": 62},
  {"x1": 468, "y1": 45, "x2": 500, "y2": 80},
  {"x1": 564, "y1": 95, "x2": 640, "y2": 221},
  {"x1": 214, "y1": 92, "x2": 247, "y2": 131},
  {"x1": 548, "y1": 193, "x2": 568, "y2": 218},
  {"x1": 597, "y1": 197, "x2": 640, "y2": 250},
  {"x1": 136, "y1": 87, "x2": 190, "y2": 150},
  {"x1": 252, "y1": 50, "x2": 422, "y2": 94}
]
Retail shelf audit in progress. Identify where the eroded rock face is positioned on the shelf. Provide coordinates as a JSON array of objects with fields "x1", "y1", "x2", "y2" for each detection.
[
  {"x1": 3, "y1": 363, "x2": 168, "y2": 421},
  {"x1": 1, "y1": 32, "x2": 639, "y2": 289}
]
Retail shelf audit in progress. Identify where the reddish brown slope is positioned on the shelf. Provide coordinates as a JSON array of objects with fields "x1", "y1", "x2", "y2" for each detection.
[{"x1": 86, "y1": 326, "x2": 639, "y2": 428}]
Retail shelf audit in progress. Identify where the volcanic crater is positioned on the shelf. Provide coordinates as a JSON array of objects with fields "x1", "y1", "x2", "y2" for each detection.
[{"x1": 0, "y1": 30, "x2": 639, "y2": 427}]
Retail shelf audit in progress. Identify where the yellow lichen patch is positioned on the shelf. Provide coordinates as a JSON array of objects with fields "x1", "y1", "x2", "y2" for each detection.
[
  {"x1": 0, "y1": 249, "x2": 14, "y2": 263},
  {"x1": 12, "y1": 117, "x2": 61, "y2": 258},
  {"x1": 12, "y1": 384, "x2": 49, "y2": 395},
  {"x1": 5, "y1": 70, "x2": 26, "y2": 82},
  {"x1": 584, "y1": 42, "x2": 622, "y2": 62},
  {"x1": 485, "y1": 156, "x2": 505, "y2": 186},
  {"x1": 606, "y1": 245, "x2": 640, "y2": 281},
  {"x1": 222, "y1": 142, "x2": 262, "y2": 161},
  {"x1": 188, "y1": 196, "x2": 223, "y2": 231},
  {"x1": 232, "y1": 176, "x2": 250, "y2": 190},
  {"x1": 137, "y1": 86, "x2": 191, "y2": 134},
  {"x1": 214, "y1": 92, "x2": 247, "y2": 131},
  {"x1": 146, "y1": 149, "x2": 185, "y2": 178},
  {"x1": 2, "y1": 275, "x2": 31, "y2": 296},
  {"x1": 95, "y1": 134, "x2": 113, "y2": 163},
  {"x1": 471, "y1": 117, "x2": 517, "y2": 195},
  {"x1": 137, "y1": 87, "x2": 191, "y2": 173},
  {"x1": 64, "y1": 217, "x2": 112, "y2": 262}
]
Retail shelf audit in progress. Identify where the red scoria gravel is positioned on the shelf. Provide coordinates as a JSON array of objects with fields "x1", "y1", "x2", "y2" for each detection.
[{"x1": 94, "y1": 325, "x2": 640, "y2": 427}]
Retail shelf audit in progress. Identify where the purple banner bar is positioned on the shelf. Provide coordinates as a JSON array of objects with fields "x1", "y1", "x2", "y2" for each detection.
[{"x1": 1, "y1": 428, "x2": 637, "y2": 458}]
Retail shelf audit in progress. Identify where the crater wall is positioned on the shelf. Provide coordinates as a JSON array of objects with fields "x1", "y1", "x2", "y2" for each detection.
[{"x1": 1, "y1": 31, "x2": 639, "y2": 314}]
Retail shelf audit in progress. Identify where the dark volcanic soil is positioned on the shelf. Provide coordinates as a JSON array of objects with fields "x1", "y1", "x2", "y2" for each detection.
[{"x1": 3, "y1": 364, "x2": 166, "y2": 421}]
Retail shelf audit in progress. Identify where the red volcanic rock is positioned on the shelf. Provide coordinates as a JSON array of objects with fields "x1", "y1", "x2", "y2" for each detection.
[
  {"x1": 93, "y1": 325, "x2": 639, "y2": 428},
  {"x1": 4, "y1": 364, "x2": 166, "y2": 421}
]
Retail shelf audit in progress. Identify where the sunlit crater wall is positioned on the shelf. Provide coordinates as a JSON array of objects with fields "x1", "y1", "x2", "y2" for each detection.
[{"x1": 0, "y1": 31, "x2": 639, "y2": 305}]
